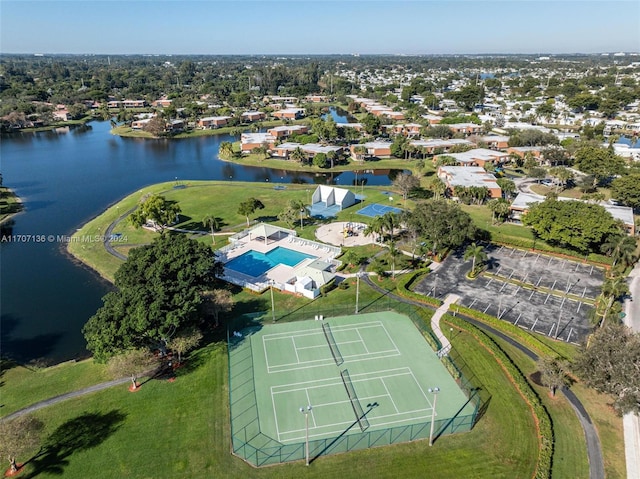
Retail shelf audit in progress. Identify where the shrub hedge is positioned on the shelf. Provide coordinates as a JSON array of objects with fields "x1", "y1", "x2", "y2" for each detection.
[
  {"x1": 443, "y1": 314, "x2": 554, "y2": 479},
  {"x1": 449, "y1": 304, "x2": 565, "y2": 359},
  {"x1": 396, "y1": 268, "x2": 443, "y2": 307}
]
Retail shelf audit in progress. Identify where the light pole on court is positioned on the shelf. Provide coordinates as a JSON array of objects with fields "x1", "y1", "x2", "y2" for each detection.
[
  {"x1": 355, "y1": 272, "x2": 362, "y2": 314},
  {"x1": 300, "y1": 405, "x2": 312, "y2": 465},
  {"x1": 428, "y1": 387, "x2": 440, "y2": 446}
]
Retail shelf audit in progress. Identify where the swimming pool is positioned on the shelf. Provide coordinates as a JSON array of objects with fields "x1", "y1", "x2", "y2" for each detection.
[{"x1": 225, "y1": 247, "x2": 317, "y2": 278}]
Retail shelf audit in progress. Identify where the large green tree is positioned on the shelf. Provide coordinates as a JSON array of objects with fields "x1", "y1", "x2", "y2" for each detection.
[
  {"x1": 522, "y1": 199, "x2": 621, "y2": 254},
  {"x1": 573, "y1": 146, "x2": 625, "y2": 188},
  {"x1": 129, "y1": 194, "x2": 181, "y2": 233},
  {"x1": 83, "y1": 234, "x2": 221, "y2": 361},
  {"x1": 611, "y1": 173, "x2": 640, "y2": 208},
  {"x1": 574, "y1": 324, "x2": 640, "y2": 415},
  {"x1": 405, "y1": 200, "x2": 476, "y2": 256}
]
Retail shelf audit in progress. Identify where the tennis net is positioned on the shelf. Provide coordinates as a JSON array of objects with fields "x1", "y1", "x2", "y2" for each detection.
[
  {"x1": 340, "y1": 369, "x2": 370, "y2": 432},
  {"x1": 321, "y1": 322, "x2": 343, "y2": 366}
]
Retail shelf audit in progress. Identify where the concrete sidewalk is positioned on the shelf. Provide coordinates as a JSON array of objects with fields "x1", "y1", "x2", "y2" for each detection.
[
  {"x1": 624, "y1": 261, "x2": 640, "y2": 479},
  {"x1": 430, "y1": 294, "x2": 460, "y2": 352}
]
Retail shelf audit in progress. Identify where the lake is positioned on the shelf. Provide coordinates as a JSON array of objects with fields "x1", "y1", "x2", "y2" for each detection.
[{"x1": 0, "y1": 120, "x2": 401, "y2": 363}]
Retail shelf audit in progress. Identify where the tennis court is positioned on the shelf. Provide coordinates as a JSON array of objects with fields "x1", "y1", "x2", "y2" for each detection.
[
  {"x1": 229, "y1": 311, "x2": 478, "y2": 465},
  {"x1": 356, "y1": 203, "x2": 403, "y2": 218}
]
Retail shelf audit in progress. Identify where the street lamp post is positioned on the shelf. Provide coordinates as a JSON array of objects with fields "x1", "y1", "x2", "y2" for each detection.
[
  {"x1": 355, "y1": 272, "x2": 362, "y2": 314},
  {"x1": 270, "y1": 280, "x2": 276, "y2": 323},
  {"x1": 428, "y1": 387, "x2": 440, "y2": 446},
  {"x1": 300, "y1": 405, "x2": 312, "y2": 466}
]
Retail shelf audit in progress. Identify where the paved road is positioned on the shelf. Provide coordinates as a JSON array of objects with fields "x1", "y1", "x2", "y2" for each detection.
[
  {"x1": 362, "y1": 270, "x2": 605, "y2": 479},
  {"x1": 623, "y1": 263, "x2": 640, "y2": 479}
]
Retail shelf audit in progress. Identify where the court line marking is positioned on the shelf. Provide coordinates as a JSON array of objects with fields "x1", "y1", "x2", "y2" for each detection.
[
  {"x1": 272, "y1": 368, "x2": 417, "y2": 394},
  {"x1": 263, "y1": 322, "x2": 402, "y2": 372},
  {"x1": 291, "y1": 337, "x2": 301, "y2": 363},
  {"x1": 261, "y1": 321, "x2": 389, "y2": 340},
  {"x1": 267, "y1": 353, "x2": 400, "y2": 374},
  {"x1": 380, "y1": 377, "x2": 399, "y2": 413},
  {"x1": 305, "y1": 389, "x2": 317, "y2": 428},
  {"x1": 272, "y1": 390, "x2": 283, "y2": 442},
  {"x1": 356, "y1": 329, "x2": 369, "y2": 353}
]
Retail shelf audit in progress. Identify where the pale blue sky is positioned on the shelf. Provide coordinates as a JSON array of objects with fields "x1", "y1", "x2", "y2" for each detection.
[{"x1": 1, "y1": 0, "x2": 638, "y2": 55}]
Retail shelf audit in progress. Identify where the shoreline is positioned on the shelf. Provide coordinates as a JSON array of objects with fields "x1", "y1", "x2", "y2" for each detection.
[{"x1": 0, "y1": 187, "x2": 24, "y2": 226}]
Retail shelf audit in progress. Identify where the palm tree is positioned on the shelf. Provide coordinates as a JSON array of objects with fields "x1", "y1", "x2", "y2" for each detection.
[
  {"x1": 427, "y1": 176, "x2": 447, "y2": 200},
  {"x1": 601, "y1": 234, "x2": 637, "y2": 269},
  {"x1": 353, "y1": 145, "x2": 367, "y2": 163},
  {"x1": 364, "y1": 216, "x2": 385, "y2": 243},
  {"x1": 289, "y1": 147, "x2": 306, "y2": 164},
  {"x1": 327, "y1": 150, "x2": 337, "y2": 169},
  {"x1": 599, "y1": 276, "x2": 628, "y2": 328},
  {"x1": 464, "y1": 242, "x2": 488, "y2": 275},
  {"x1": 387, "y1": 240, "x2": 399, "y2": 279},
  {"x1": 487, "y1": 198, "x2": 511, "y2": 224},
  {"x1": 382, "y1": 212, "x2": 399, "y2": 239},
  {"x1": 203, "y1": 215, "x2": 220, "y2": 245},
  {"x1": 219, "y1": 141, "x2": 234, "y2": 159}
]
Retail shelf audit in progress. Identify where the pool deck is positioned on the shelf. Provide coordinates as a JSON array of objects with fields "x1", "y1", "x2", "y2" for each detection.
[
  {"x1": 221, "y1": 233, "x2": 341, "y2": 288},
  {"x1": 315, "y1": 222, "x2": 375, "y2": 247}
]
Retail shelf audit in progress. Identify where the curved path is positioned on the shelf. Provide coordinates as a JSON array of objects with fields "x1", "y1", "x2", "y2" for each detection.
[
  {"x1": 362, "y1": 271, "x2": 605, "y2": 479},
  {"x1": 0, "y1": 377, "x2": 131, "y2": 423}
]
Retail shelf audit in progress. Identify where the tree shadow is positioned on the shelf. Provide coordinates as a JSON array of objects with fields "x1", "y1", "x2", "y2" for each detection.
[{"x1": 23, "y1": 410, "x2": 127, "y2": 478}]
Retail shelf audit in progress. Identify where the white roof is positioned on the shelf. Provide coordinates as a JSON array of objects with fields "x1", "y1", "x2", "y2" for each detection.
[
  {"x1": 241, "y1": 132, "x2": 274, "y2": 144},
  {"x1": 277, "y1": 143, "x2": 342, "y2": 154},
  {"x1": 269, "y1": 125, "x2": 307, "y2": 132},
  {"x1": 443, "y1": 148, "x2": 509, "y2": 163},
  {"x1": 438, "y1": 166, "x2": 500, "y2": 190},
  {"x1": 200, "y1": 116, "x2": 231, "y2": 121},
  {"x1": 363, "y1": 141, "x2": 393, "y2": 149}
]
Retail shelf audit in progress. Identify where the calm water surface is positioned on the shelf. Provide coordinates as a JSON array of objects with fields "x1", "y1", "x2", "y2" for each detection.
[{"x1": 1, "y1": 120, "x2": 399, "y2": 363}]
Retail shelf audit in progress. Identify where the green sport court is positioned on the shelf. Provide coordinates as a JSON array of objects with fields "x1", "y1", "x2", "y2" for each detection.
[{"x1": 229, "y1": 311, "x2": 481, "y2": 466}]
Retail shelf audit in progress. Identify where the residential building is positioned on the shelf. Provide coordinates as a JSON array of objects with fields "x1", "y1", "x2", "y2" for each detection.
[
  {"x1": 437, "y1": 166, "x2": 502, "y2": 199},
  {"x1": 241, "y1": 111, "x2": 266, "y2": 122},
  {"x1": 434, "y1": 148, "x2": 509, "y2": 167},
  {"x1": 272, "y1": 108, "x2": 305, "y2": 120},
  {"x1": 447, "y1": 123, "x2": 483, "y2": 136},
  {"x1": 240, "y1": 132, "x2": 276, "y2": 153},
  {"x1": 349, "y1": 141, "x2": 393, "y2": 159},
  {"x1": 198, "y1": 116, "x2": 231, "y2": 129},
  {"x1": 267, "y1": 125, "x2": 309, "y2": 139},
  {"x1": 271, "y1": 142, "x2": 342, "y2": 159}
]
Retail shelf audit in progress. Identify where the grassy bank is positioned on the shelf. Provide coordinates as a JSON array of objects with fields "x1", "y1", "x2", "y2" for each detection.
[{"x1": 0, "y1": 186, "x2": 23, "y2": 224}]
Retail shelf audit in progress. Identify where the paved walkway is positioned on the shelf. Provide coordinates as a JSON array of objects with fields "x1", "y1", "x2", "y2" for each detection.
[
  {"x1": 1, "y1": 377, "x2": 131, "y2": 423},
  {"x1": 431, "y1": 294, "x2": 460, "y2": 352}
]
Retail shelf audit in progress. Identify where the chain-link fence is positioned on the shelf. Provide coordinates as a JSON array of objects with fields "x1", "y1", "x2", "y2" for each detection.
[{"x1": 227, "y1": 301, "x2": 489, "y2": 467}]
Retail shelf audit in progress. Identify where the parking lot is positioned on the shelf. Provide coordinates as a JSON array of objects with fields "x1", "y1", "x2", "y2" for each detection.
[{"x1": 414, "y1": 244, "x2": 605, "y2": 343}]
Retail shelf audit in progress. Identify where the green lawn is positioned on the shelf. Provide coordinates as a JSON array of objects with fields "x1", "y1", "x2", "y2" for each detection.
[
  {"x1": 67, "y1": 180, "x2": 409, "y2": 282},
  {"x1": 0, "y1": 359, "x2": 110, "y2": 417},
  {"x1": 5, "y1": 314, "x2": 542, "y2": 479}
]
